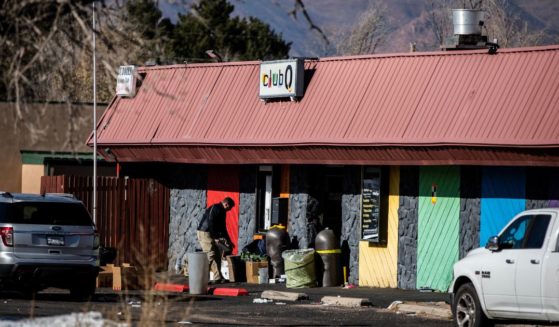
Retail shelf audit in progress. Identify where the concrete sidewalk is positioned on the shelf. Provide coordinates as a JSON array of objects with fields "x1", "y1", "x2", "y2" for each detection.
[{"x1": 155, "y1": 273, "x2": 452, "y2": 320}]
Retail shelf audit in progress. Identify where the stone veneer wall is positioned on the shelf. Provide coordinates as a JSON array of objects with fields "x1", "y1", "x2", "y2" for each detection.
[
  {"x1": 341, "y1": 166, "x2": 361, "y2": 285},
  {"x1": 460, "y1": 167, "x2": 481, "y2": 259},
  {"x1": 167, "y1": 166, "x2": 207, "y2": 271},
  {"x1": 238, "y1": 166, "x2": 257, "y2": 252},
  {"x1": 288, "y1": 166, "x2": 309, "y2": 249},
  {"x1": 397, "y1": 166, "x2": 419, "y2": 290}
]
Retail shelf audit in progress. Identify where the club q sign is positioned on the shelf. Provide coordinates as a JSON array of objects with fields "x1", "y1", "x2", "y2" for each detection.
[{"x1": 259, "y1": 59, "x2": 304, "y2": 99}]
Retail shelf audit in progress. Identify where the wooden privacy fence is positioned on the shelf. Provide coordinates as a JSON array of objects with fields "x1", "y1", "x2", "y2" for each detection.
[{"x1": 41, "y1": 175, "x2": 170, "y2": 270}]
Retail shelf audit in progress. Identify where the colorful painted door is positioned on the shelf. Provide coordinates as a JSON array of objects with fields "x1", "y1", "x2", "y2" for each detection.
[
  {"x1": 480, "y1": 167, "x2": 526, "y2": 246},
  {"x1": 359, "y1": 166, "x2": 399, "y2": 288},
  {"x1": 417, "y1": 166, "x2": 460, "y2": 291},
  {"x1": 207, "y1": 166, "x2": 240, "y2": 255}
]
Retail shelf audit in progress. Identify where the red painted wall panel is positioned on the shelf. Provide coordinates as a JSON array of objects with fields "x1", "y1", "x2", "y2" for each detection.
[{"x1": 207, "y1": 166, "x2": 240, "y2": 255}]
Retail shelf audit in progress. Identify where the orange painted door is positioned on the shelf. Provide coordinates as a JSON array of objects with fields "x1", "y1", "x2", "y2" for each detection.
[{"x1": 207, "y1": 166, "x2": 240, "y2": 255}]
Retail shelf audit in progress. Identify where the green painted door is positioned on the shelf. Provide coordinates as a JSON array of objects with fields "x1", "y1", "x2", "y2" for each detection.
[{"x1": 417, "y1": 166, "x2": 460, "y2": 291}]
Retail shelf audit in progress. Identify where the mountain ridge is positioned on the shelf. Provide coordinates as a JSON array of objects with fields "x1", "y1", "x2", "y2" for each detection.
[{"x1": 159, "y1": 0, "x2": 559, "y2": 57}]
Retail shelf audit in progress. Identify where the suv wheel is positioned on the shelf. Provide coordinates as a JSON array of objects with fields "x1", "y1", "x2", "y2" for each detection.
[
  {"x1": 70, "y1": 276, "x2": 96, "y2": 301},
  {"x1": 453, "y1": 283, "x2": 492, "y2": 327}
]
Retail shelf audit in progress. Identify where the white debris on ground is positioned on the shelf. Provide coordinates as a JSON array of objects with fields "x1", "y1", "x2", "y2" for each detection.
[
  {"x1": 252, "y1": 298, "x2": 273, "y2": 304},
  {"x1": 0, "y1": 311, "x2": 128, "y2": 327}
]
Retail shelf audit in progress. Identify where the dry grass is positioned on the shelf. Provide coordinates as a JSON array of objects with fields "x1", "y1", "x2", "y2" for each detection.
[{"x1": 93, "y1": 240, "x2": 196, "y2": 326}]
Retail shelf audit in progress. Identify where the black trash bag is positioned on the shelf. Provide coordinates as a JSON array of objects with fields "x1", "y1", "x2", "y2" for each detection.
[{"x1": 241, "y1": 239, "x2": 266, "y2": 256}]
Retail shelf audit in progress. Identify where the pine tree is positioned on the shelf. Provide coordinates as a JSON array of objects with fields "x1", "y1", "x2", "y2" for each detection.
[
  {"x1": 124, "y1": 0, "x2": 175, "y2": 64},
  {"x1": 171, "y1": 0, "x2": 290, "y2": 62}
]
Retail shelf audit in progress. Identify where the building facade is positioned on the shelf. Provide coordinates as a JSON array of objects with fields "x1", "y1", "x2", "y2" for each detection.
[{"x1": 91, "y1": 45, "x2": 559, "y2": 290}]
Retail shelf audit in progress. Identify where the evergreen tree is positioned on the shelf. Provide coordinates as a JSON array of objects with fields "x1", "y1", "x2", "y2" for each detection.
[
  {"x1": 125, "y1": 0, "x2": 175, "y2": 64},
  {"x1": 171, "y1": 0, "x2": 290, "y2": 62}
]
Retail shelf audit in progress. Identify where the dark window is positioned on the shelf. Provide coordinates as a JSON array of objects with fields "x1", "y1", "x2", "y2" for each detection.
[
  {"x1": 524, "y1": 214, "x2": 551, "y2": 249},
  {"x1": 500, "y1": 214, "x2": 551, "y2": 250},
  {"x1": 0, "y1": 202, "x2": 93, "y2": 226}
]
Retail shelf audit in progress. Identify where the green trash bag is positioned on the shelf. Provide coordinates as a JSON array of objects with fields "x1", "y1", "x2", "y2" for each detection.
[{"x1": 282, "y1": 249, "x2": 316, "y2": 288}]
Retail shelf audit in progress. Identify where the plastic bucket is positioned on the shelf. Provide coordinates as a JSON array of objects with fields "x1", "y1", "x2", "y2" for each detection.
[
  {"x1": 258, "y1": 268, "x2": 269, "y2": 284},
  {"x1": 188, "y1": 252, "x2": 209, "y2": 294},
  {"x1": 282, "y1": 249, "x2": 316, "y2": 288}
]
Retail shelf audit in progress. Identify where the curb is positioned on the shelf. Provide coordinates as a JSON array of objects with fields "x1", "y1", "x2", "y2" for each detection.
[
  {"x1": 261, "y1": 290, "x2": 308, "y2": 301},
  {"x1": 152, "y1": 283, "x2": 249, "y2": 297},
  {"x1": 321, "y1": 296, "x2": 371, "y2": 307},
  {"x1": 387, "y1": 301, "x2": 452, "y2": 320},
  {"x1": 213, "y1": 288, "x2": 249, "y2": 296},
  {"x1": 153, "y1": 283, "x2": 189, "y2": 293}
]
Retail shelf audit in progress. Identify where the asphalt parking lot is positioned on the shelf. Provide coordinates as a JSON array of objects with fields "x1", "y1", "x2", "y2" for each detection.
[{"x1": 0, "y1": 281, "x2": 453, "y2": 326}]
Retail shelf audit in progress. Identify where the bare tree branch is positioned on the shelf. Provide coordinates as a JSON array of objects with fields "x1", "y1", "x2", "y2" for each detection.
[
  {"x1": 289, "y1": 0, "x2": 329, "y2": 46},
  {"x1": 337, "y1": 5, "x2": 388, "y2": 55}
]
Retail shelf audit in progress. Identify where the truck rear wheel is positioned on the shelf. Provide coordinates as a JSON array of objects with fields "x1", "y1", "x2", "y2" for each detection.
[{"x1": 453, "y1": 282, "x2": 492, "y2": 327}]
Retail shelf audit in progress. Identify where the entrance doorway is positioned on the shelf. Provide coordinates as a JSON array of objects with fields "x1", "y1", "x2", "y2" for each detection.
[
  {"x1": 308, "y1": 166, "x2": 344, "y2": 240},
  {"x1": 256, "y1": 165, "x2": 290, "y2": 231}
]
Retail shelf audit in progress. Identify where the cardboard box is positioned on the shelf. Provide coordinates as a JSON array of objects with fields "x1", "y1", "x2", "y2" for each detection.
[
  {"x1": 245, "y1": 261, "x2": 268, "y2": 284},
  {"x1": 112, "y1": 266, "x2": 122, "y2": 291},
  {"x1": 121, "y1": 265, "x2": 139, "y2": 290},
  {"x1": 111, "y1": 264, "x2": 140, "y2": 291},
  {"x1": 226, "y1": 255, "x2": 246, "y2": 282},
  {"x1": 96, "y1": 270, "x2": 113, "y2": 288},
  {"x1": 97, "y1": 264, "x2": 115, "y2": 288}
]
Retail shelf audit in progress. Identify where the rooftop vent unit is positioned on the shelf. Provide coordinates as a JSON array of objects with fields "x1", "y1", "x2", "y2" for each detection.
[{"x1": 442, "y1": 9, "x2": 488, "y2": 51}]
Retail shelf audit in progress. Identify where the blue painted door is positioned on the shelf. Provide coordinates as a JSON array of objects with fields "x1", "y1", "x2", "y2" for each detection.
[{"x1": 480, "y1": 167, "x2": 526, "y2": 246}]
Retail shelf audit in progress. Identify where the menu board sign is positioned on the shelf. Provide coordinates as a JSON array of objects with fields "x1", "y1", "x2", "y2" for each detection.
[{"x1": 361, "y1": 168, "x2": 381, "y2": 242}]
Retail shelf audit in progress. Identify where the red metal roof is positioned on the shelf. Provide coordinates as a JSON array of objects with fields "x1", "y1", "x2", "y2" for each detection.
[{"x1": 92, "y1": 45, "x2": 559, "y2": 165}]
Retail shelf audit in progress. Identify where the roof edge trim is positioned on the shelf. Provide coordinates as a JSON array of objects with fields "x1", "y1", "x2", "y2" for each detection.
[{"x1": 90, "y1": 140, "x2": 559, "y2": 149}]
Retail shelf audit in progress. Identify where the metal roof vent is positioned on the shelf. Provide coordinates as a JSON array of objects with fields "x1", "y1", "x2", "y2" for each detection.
[
  {"x1": 453, "y1": 9, "x2": 484, "y2": 35},
  {"x1": 442, "y1": 9, "x2": 488, "y2": 51}
]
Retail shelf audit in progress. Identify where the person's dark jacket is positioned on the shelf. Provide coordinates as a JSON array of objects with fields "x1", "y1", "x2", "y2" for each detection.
[{"x1": 197, "y1": 202, "x2": 228, "y2": 240}]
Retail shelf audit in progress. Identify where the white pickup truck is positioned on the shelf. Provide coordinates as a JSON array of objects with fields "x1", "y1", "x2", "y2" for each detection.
[{"x1": 449, "y1": 208, "x2": 559, "y2": 327}]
